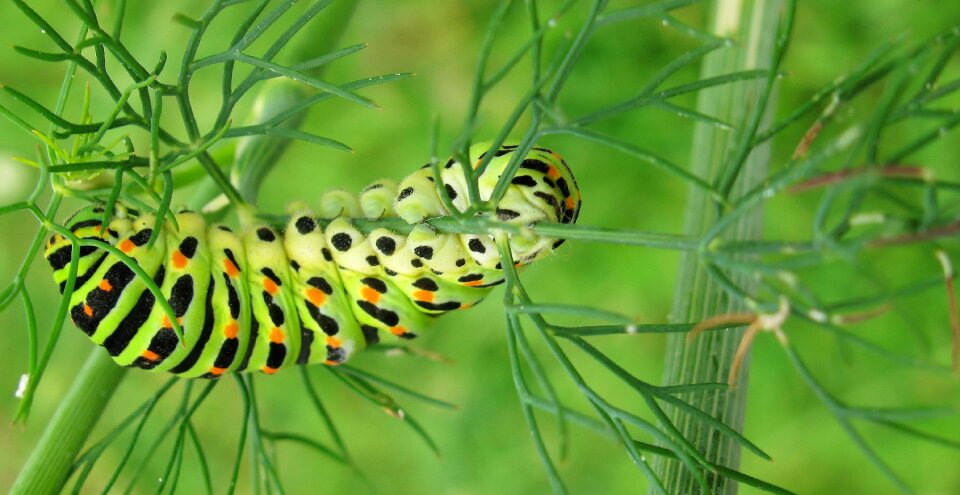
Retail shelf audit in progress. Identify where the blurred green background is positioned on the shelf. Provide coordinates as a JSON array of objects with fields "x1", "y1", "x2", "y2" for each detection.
[{"x1": 0, "y1": 0, "x2": 959, "y2": 493}]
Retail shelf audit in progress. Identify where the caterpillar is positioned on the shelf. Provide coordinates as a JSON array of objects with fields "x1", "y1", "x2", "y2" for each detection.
[{"x1": 43, "y1": 143, "x2": 580, "y2": 378}]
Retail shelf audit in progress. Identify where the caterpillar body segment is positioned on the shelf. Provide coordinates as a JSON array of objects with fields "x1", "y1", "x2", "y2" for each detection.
[{"x1": 44, "y1": 143, "x2": 581, "y2": 377}]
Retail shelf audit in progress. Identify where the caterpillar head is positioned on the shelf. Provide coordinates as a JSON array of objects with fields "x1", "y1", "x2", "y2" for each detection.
[{"x1": 472, "y1": 143, "x2": 581, "y2": 266}]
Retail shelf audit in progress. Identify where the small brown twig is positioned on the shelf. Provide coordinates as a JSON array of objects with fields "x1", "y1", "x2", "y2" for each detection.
[
  {"x1": 687, "y1": 313, "x2": 757, "y2": 343},
  {"x1": 830, "y1": 303, "x2": 893, "y2": 325},
  {"x1": 789, "y1": 164, "x2": 928, "y2": 194},
  {"x1": 869, "y1": 219, "x2": 960, "y2": 248},
  {"x1": 935, "y1": 250, "x2": 960, "y2": 372},
  {"x1": 687, "y1": 300, "x2": 791, "y2": 387},
  {"x1": 792, "y1": 120, "x2": 823, "y2": 159}
]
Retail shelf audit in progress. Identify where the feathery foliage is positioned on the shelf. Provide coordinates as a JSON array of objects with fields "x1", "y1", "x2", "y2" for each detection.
[{"x1": 0, "y1": 0, "x2": 957, "y2": 493}]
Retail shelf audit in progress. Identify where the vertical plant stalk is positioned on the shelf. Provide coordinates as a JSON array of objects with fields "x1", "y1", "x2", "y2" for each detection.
[
  {"x1": 11, "y1": 350, "x2": 125, "y2": 495},
  {"x1": 12, "y1": 2, "x2": 361, "y2": 493},
  {"x1": 653, "y1": 0, "x2": 783, "y2": 493}
]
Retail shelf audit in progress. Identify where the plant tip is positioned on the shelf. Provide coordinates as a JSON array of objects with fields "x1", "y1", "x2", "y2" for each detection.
[{"x1": 14, "y1": 373, "x2": 29, "y2": 399}]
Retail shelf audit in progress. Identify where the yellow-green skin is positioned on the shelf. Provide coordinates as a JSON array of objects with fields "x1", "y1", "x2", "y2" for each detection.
[{"x1": 44, "y1": 143, "x2": 581, "y2": 378}]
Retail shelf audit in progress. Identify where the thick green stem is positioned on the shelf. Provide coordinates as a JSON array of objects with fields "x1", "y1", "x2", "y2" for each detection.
[
  {"x1": 11, "y1": 349, "x2": 125, "y2": 495},
  {"x1": 653, "y1": 1, "x2": 784, "y2": 493}
]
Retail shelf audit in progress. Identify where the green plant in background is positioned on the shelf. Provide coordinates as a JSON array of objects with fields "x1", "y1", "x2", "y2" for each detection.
[{"x1": 0, "y1": 0, "x2": 958, "y2": 494}]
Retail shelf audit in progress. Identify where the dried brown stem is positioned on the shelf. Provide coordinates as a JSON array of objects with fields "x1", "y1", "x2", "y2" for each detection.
[
  {"x1": 935, "y1": 250, "x2": 960, "y2": 371},
  {"x1": 789, "y1": 164, "x2": 928, "y2": 194}
]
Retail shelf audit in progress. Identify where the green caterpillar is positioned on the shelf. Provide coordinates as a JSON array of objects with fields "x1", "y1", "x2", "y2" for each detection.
[{"x1": 44, "y1": 143, "x2": 580, "y2": 378}]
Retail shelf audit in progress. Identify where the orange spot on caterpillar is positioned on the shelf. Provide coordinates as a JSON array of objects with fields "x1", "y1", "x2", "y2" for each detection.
[
  {"x1": 209, "y1": 367, "x2": 226, "y2": 376},
  {"x1": 389, "y1": 326, "x2": 407, "y2": 336},
  {"x1": 269, "y1": 327, "x2": 285, "y2": 343},
  {"x1": 547, "y1": 166, "x2": 560, "y2": 179},
  {"x1": 361, "y1": 286, "x2": 381, "y2": 304},
  {"x1": 261, "y1": 366, "x2": 278, "y2": 374},
  {"x1": 83, "y1": 304, "x2": 93, "y2": 317},
  {"x1": 551, "y1": 151, "x2": 563, "y2": 162},
  {"x1": 306, "y1": 288, "x2": 326, "y2": 307},
  {"x1": 224, "y1": 321, "x2": 239, "y2": 339},
  {"x1": 565, "y1": 197, "x2": 575, "y2": 210},
  {"x1": 459, "y1": 303, "x2": 472, "y2": 310},
  {"x1": 141, "y1": 350, "x2": 160, "y2": 361},
  {"x1": 263, "y1": 277, "x2": 279, "y2": 295},
  {"x1": 324, "y1": 359, "x2": 339, "y2": 366},
  {"x1": 326, "y1": 336, "x2": 341, "y2": 347},
  {"x1": 171, "y1": 250, "x2": 188, "y2": 269},
  {"x1": 118, "y1": 239, "x2": 135, "y2": 253},
  {"x1": 98, "y1": 279, "x2": 113, "y2": 292},
  {"x1": 463, "y1": 280, "x2": 484, "y2": 287},
  {"x1": 413, "y1": 290, "x2": 434, "y2": 302},
  {"x1": 161, "y1": 315, "x2": 182, "y2": 329},
  {"x1": 223, "y1": 258, "x2": 240, "y2": 277}
]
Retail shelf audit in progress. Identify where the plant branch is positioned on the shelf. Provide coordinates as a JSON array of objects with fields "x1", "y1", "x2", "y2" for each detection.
[{"x1": 653, "y1": 1, "x2": 790, "y2": 494}]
